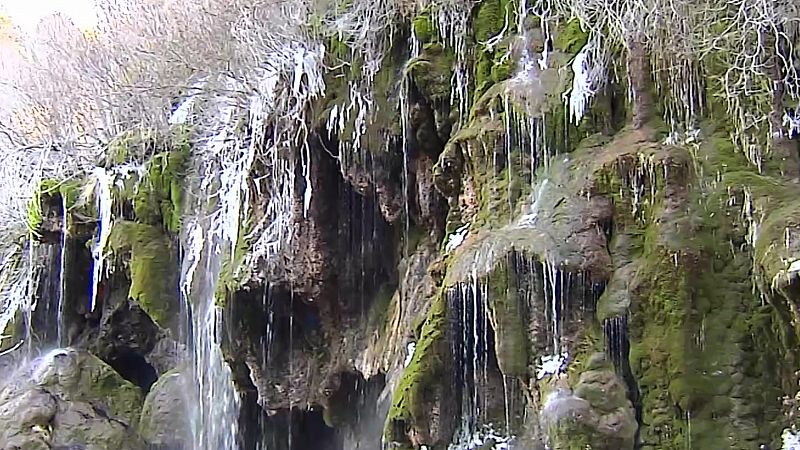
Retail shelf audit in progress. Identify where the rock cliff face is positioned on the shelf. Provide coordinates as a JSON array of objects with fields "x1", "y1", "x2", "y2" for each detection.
[{"x1": 1, "y1": 2, "x2": 800, "y2": 450}]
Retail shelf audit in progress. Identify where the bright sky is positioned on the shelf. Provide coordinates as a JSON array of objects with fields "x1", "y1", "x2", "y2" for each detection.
[{"x1": 0, "y1": 0, "x2": 97, "y2": 30}]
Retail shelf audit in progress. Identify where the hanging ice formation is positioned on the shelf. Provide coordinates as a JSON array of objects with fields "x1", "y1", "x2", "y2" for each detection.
[
  {"x1": 89, "y1": 167, "x2": 112, "y2": 312},
  {"x1": 174, "y1": 28, "x2": 326, "y2": 447},
  {"x1": 565, "y1": 35, "x2": 605, "y2": 126}
]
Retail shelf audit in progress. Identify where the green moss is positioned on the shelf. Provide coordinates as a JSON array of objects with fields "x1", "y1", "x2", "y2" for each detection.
[
  {"x1": 409, "y1": 43, "x2": 455, "y2": 107},
  {"x1": 472, "y1": 0, "x2": 516, "y2": 99},
  {"x1": 485, "y1": 260, "x2": 529, "y2": 377},
  {"x1": 327, "y1": 35, "x2": 350, "y2": 62},
  {"x1": 616, "y1": 129, "x2": 793, "y2": 448},
  {"x1": 474, "y1": 0, "x2": 510, "y2": 42},
  {"x1": 566, "y1": 326, "x2": 605, "y2": 387},
  {"x1": 384, "y1": 290, "x2": 449, "y2": 444},
  {"x1": 26, "y1": 195, "x2": 42, "y2": 236},
  {"x1": 40, "y1": 351, "x2": 145, "y2": 428},
  {"x1": 215, "y1": 216, "x2": 252, "y2": 304},
  {"x1": 317, "y1": 28, "x2": 408, "y2": 156},
  {"x1": 451, "y1": 114, "x2": 532, "y2": 230},
  {"x1": 110, "y1": 221, "x2": 179, "y2": 330},
  {"x1": 474, "y1": 52, "x2": 495, "y2": 100},
  {"x1": 412, "y1": 8, "x2": 436, "y2": 43},
  {"x1": 27, "y1": 177, "x2": 90, "y2": 237},
  {"x1": 490, "y1": 48, "x2": 513, "y2": 83},
  {"x1": 134, "y1": 150, "x2": 189, "y2": 234},
  {"x1": 106, "y1": 126, "x2": 191, "y2": 166},
  {"x1": 553, "y1": 19, "x2": 588, "y2": 54}
]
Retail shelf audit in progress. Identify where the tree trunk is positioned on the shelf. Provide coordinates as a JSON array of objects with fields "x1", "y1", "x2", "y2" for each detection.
[{"x1": 627, "y1": 36, "x2": 653, "y2": 129}]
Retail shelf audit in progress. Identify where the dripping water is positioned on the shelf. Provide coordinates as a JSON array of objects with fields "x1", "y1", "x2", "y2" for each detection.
[
  {"x1": 603, "y1": 315, "x2": 643, "y2": 445},
  {"x1": 399, "y1": 30, "x2": 420, "y2": 258},
  {"x1": 56, "y1": 194, "x2": 67, "y2": 347},
  {"x1": 182, "y1": 217, "x2": 240, "y2": 450}
]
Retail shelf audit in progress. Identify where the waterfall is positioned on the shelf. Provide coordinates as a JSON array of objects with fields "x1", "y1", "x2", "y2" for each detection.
[
  {"x1": 182, "y1": 218, "x2": 240, "y2": 450},
  {"x1": 179, "y1": 88, "x2": 246, "y2": 450},
  {"x1": 56, "y1": 194, "x2": 67, "y2": 347}
]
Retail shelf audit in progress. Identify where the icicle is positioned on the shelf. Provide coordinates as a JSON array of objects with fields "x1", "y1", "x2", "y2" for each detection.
[
  {"x1": 400, "y1": 48, "x2": 413, "y2": 255},
  {"x1": 516, "y1": 0, "x2": 528, "y2": 32},
  {"x1": 502, "y1": 375, "x2": 510, "y2": 436},
  {"x1": 504, "y1": 95, "x2": 514, "y2": 211},
  {"x1": 785, "y1": 108, "x2": 800, "y2": 139},
  {"x1": 89, "y1": 167, "x2": 112, "y2": 312},
  {"x1": 545, "y1": 260, "x2": 560, "y2": 352},
  {"x1": 686, "y1": 410, "x2": 692, "y2": 450},
  {"x1": 302, "y1": 142, "x2": 312, "y2": 217},
  {"x1": 564, "y1": 35, "x2": 606, "y2": 126},
  {"x1": 567, "y1": 46, "x2": 593, "y2": 124},
  {"x1": 471, "y1": 271, "x2": 479, "y2": 424}
]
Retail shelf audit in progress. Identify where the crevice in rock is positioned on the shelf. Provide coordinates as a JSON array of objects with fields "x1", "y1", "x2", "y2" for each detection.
[
  {"x1": 603, "y1": 315, "x2": 644, "y2": 449},
  {"x1": 322, "y1": 371, "x2": 386, "y2": 428},
  {"x1": 63, "y1": 237, "x2": 99, "y2": 346},
  {"x1": 30, "y1": 243, "x2": 64, "y2": 347},
  {"x1": 257, "y1": 407, "x2": 342, "y2": 450},
  {"x1": 107, "y1": 351, "x2": 158, "y2": 391},
  {"x1": 237, "y1": 387, "x2": 269, "y2": 450},
  {"x1": 446, "y1": 278, "x2": 525, "y2": 442}
]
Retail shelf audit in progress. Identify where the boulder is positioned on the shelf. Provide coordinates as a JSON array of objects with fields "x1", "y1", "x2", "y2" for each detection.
[
  {"x1": 541, "y1": 354, "x2": 637, "y2": 450},
  {"x1": 0, "y1": 348, "x2": 145, "y2": 450},
  {"x1": 138, "y1": 368, "x2": 191, "y2": 449}
]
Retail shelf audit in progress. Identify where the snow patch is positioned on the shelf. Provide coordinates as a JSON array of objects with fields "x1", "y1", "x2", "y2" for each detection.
[
  {"x1": 449, "y1": 425, "x2": 513, "y2": 450},
  {"x1": 404, "y1": 342, "x2": 416, "y2": 367},
  {"x1": 537, "y1": 353, "x2": 568, "y2": 380},
  {"x1": 446, "y1": 224, "x2": 470, "y2": 253},
  {"x1": 783, "y1": 428, "x2": 800, "y2": 450}
]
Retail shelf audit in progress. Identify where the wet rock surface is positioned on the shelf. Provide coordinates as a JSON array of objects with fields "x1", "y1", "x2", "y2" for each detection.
[
  {"x1": 3, "y1": 5, "x2": 800, "y2": 450},
  {"x1": 0, "y1": 349, "x2": 145, "y2": 450},
  {"x1": 138, "y1": 368, "x2": 191, "y2": 449}
]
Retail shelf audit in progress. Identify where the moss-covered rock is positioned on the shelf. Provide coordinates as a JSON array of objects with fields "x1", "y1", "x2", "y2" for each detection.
[
  {"x1": 542, "y1": 354, "x2": 637, "y2": 450},
  {"x1": 134, "y1": 150, "x2": 189, "y2": 234},
  {"x1": 485, "y1": 260, "x2": 529, "y2": 377},
  {"x1": 29, "y1": 177, "x2": 95, "y2": 241},
  {"x1": 0, "y1": 349, "x2": 145, "y2": 450},
  {"x1": 384, "y1": 291, "x2": 456, "y2": 447},
  {"x1": 109, "y1": 221, "x2": 180, "y2": 330},
  {"x1": 138, "y1": 368, "x2": 190, "y2": 447},
  {"x1": 409, "y1": 43, "x2": 454, "y2": 108}
]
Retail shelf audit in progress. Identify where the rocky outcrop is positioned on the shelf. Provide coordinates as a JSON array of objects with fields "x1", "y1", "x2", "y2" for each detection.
[
  {"x1": 0, "y1": 349, "x2": 145, "y2": 450},
  {"x1": 138, "y1": 368, "x2": 191, "y2": 449},
  {"x1": 542, "y1": 354, "x2": 637, "y2": 450},
  {"x1": 3, "y1": 3, "x2": 800, "y2": 450}
]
